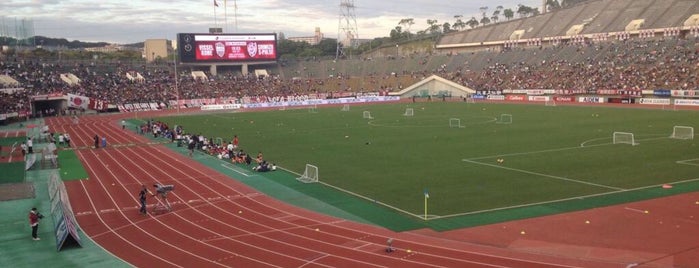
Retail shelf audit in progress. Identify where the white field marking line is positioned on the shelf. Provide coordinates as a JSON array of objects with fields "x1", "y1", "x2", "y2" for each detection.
[
  {"x1": 367, "y1": 116, "x2": 498, "y2": 128},
  {"x1": 144, "y1": 149, "x2": 515, "y2": 268},
  {"x1": 125, "y1": 151, "x2": 394, "y2": 268},
  {"x1": 82, "y1": 146, "x2": 233, "y2": 267},
  {"x1": 77, "y1": 152, "x2": 183, "y2": 267},
  {"x1": 433, "y1": 176, "x2": 699, "y2": 220},
  {"x1": 468, "y1": 144, "x2": 599, "y2": 161},
  {"x1": 123, "y1": 147, "x2": 354, "y2": 268},
  {"x1": 160, "y1": 151, "x2": 582, "y2": 268},
  {"x1": 220, "y1": 163, "x2": 251, "y2": 177},
  {"x1": 131, "y1": 114, "x2": 580, "y2": 268},
  {"x1": 469, "y1": 135, "x2": 669, "y2": 161},
  {"x1": 278, "y1": 165, "x2": 421, "y2": 218},
  {"x1": 462, "y1": 159, "x2": 624, "y2": 191},
  {"x1": 676, "y1": 158, "x2": 699, "y2": 167},
  {"x1": 109, "y1": 148, "x2": 294, "y2": 268},
  {"x1": 580, "y1": 134, "x2": 669, "y2": 147}
]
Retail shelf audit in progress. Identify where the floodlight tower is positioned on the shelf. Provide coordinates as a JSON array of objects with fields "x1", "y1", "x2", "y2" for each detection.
[{"x1": 336, "y1": 0, "x2": 358, "y2": 60}]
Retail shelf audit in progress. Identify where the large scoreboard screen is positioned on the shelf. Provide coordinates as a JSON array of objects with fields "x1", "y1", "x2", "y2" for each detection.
[{"x1": 177, "y1": 33, "x2": 277, "y2": 63}]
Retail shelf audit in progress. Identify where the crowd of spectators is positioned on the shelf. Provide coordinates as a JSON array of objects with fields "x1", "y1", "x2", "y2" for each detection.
[
  {"x1": 136, "y1": 120, "x2": 275, "y2": 172},
  {"x1": 1, "y1": 36, "x2": 698, "y2": 115}
]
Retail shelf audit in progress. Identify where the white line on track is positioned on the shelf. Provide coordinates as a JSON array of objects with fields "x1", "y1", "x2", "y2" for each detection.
[
  {"x1": 624, "y1": 207, "x2": 648, "y2": 214},
  {"x1": 220, "y1": 163, "x2": 251, "y2": 177}
]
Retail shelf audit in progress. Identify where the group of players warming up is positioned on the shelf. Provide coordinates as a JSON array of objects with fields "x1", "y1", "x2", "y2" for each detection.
[{"x1": 139, "y1": 184, "x2": 175, "y2": 215}]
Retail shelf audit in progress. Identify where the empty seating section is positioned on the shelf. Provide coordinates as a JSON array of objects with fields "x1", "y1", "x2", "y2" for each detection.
[
  {"x1": 574, "y1": 2, "x2": 610, "y2": 35},
  {"x1": 545, "y1": 6, "x2": 586, "y2": 37},
  {"x1": 489, "y1": 20, "x2": 523, "y2": 41},
  {"x1": 605, "y1": 1, "x2": 649, "y2": 33},
  {"x1": 633, "y1": 0, "x2": 668, "y2": 29},
  {"x1": 516, "y1": 15, "x2": 553, "y2": 39},
  {"x1": 652, "y1": 0, "x2": 699, "y2": 28}
]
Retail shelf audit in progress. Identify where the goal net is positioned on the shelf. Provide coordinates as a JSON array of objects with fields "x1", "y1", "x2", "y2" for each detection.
[
  {"x1": 613, "y1": 132, "x2": 638, "y2": 146},
  {"x1": 449, "y1": 118, "x2": 464, "y2": 128},
  {"x1": 296, "y1": 164, "x2": 319, "y2": 183},
  {"x1": 497, "y1": 114, "x2": 512, "y2": 124},
  {"x1": 670, "y1": 126, "x2": 694, "y2": 140},
  {"x1": 403, "y1": 108, "x2": 414, "y2": 116},
  {"x1": 545, "y1": 100, "x2": 556, "y2": 107},
  {"x1": 363, "y1": 111, "x2": 374, "y2": 119},
  {"x1": 341, "y1": 104, "x2": 350, "y2": 111}
]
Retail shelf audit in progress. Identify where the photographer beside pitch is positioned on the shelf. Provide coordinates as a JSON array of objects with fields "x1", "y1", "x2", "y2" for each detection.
[{"x1": 28, "y1": 207, "x2": 44, "y2": 241}]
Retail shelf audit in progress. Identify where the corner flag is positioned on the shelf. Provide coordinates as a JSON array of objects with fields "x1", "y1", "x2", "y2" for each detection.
[{"x1": 423, "y1": 188, "x2": 429, "y2": 220}]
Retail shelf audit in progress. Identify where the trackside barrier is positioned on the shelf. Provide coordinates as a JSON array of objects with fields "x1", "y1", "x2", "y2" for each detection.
[{"x1": 48, "y1": 174, "x2": 82, "y2": 251}]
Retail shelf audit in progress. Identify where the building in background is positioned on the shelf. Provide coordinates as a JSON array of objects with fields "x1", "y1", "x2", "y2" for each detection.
[
  {"x1": 143, "y1": 39, "x2": 168, "y2": 62},
  {"x1": 288, "y1": 27, "x2": 324, "y2": 45}
]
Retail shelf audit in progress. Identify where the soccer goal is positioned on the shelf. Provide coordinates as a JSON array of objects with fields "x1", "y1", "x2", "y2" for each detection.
[
  {"x1": 496, "y1": 114, "x2": 512, "y2": 124},
  {"x1": 341, "y1": 104, "x2": 350, "y2": 111},
  {"x1": 465, "y1": 97, "x2": 476, "y2": 104},
  {"x1": 670, "y1": 126, "x2": 694, "y2": 140},
  {"x1": 363, "y1": 111, "x2": 374, "y2": 119},
  {"x1": 545, "y1": 100, "x2": 556, "y2": 107},
  {"x1": 296, "y1": 164, "x2": 319, "y2": 183},
  {"x1": 449, "y1": 118, "x2": 465, "y2": 128},
  {"x1": 613, "y1": 132, "x2": 639, "y2": 146},
  {"x1": 403, "y1": 108, "x2": 414, "y2": 116},
  {"x1": 308, "y1": 105, "x2": 318, "y2": 113}
]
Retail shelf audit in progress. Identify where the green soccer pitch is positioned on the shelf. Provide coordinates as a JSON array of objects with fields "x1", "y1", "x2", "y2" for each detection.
[{"x1": 157, "y1": 102, "x2": 699, "y2": 219}]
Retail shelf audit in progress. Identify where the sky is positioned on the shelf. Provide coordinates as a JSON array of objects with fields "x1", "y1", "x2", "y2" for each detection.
[{"x1": 1, "y1": 0, "x2": 544, "y2": 44}]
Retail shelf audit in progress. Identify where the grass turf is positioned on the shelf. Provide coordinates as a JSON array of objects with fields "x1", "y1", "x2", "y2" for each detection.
[
  {"x1": 155, "y1": 102, "x2": 699, "y2": 220},
  {"x1": 57, "y1": 150, "x2": 89, "y2": 181}
]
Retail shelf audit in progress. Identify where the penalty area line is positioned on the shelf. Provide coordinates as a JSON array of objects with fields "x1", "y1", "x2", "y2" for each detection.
[{"x1": 462, "y1": 159, "x2": 624, "y2": 191}]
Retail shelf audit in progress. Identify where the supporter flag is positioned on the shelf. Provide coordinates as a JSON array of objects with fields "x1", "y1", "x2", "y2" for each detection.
[{"x1": 67, "y1": 94, "x2": 90, "y2": 110}]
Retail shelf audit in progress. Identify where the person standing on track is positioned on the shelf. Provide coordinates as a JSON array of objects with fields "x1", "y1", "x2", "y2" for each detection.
[
  {"x1": 187, "y1": 137, "x2": 195, "y2": 157},
  {"x1": 27, "y1": 137, "x2": 33, "y2": 154},
  {"x1": 64, "y1": 133, "x2": 71, "y2": 147},
  {"x1": 94, "y1": 135, "x2": 99, "y2": 149},
  {"x1": 138, "y1": 185, "x2": 149, "y2": 215},
  {"x1": 28, "y1": 207, "x2": 42, "y2": 240}
]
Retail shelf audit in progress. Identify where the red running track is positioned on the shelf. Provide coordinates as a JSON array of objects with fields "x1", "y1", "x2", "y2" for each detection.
[{"x1": 46, "y1": 112, "x2": 619, "y2": 267}]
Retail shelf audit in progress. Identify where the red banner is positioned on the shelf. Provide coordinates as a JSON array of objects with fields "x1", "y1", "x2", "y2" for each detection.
[
  {"x1": 506, "y1": 95, "x2": 526, "y2": 101},
  {"x1": 553, "y1": 96, "x2": 576, "y2": 102}
]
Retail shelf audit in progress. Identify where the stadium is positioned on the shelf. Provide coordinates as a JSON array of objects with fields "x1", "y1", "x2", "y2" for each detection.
[{"x1": 1, "y1": 0, "x2": 699, "y2": 267}]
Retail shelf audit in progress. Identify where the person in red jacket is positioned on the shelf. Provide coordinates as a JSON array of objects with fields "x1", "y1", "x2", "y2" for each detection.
[{"x1": 29, "y1": 208, "x2": 42, "y2": 240}]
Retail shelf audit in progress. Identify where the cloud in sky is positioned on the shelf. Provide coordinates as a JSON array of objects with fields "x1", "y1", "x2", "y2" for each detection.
[{"x1": 1, "y1": 0, "x2": 543, "y2": 44}]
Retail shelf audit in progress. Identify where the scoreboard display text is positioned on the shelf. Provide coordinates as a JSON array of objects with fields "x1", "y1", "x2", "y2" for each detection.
[{"x1": 178, "y1": 33, "x2": 277, "y2": 63}]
